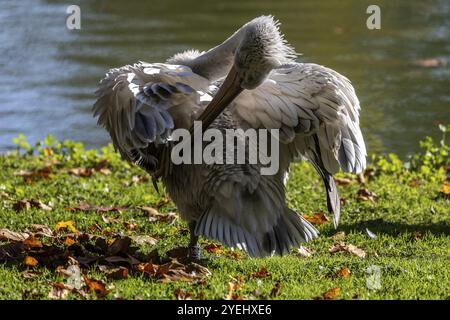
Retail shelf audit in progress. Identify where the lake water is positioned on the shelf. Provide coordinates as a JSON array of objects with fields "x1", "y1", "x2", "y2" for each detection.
[{"x1": 0, "y1": 0, "x2": 449, "y2": 158}]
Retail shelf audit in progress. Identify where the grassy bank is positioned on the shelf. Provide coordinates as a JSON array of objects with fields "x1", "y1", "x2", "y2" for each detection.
[{"x1": 0, "y1": 128, "x2": 449, "y2": 300}]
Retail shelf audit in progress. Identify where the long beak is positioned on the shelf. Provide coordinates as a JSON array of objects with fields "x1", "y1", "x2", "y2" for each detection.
[{"x1": 190, "y1": 65, "x2": 243, "y2": 134}]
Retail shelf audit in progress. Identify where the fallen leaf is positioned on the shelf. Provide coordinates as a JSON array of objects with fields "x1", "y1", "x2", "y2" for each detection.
[
  {"x1": 323, "y1": 287, "x2": 340, "y2": 300},
  {"x1": 12, "y1": 200, "x2": 31, "y2": 212},
  {"x1": 30, "y1": 224, "x2": 54, "y2": 238},
  {"x1": 439, "y1": 181, "x2": 450, "y2": 197},
  {"x1": 166, "y1": 247, "x2": 189, "y2": 260},
  {"x1": 107, "y1": 237, "x2": 132, "y2": 256},
  {"x1": 174, "y1": 288, "x2": 193, "y2": 300},
  {"x1": 98, "y1": 168, "x2": 112, "y2": 176},
  {"x1": 356, "y1": 188, "x2": 376, "y2": 203},
  {"x1": 142, "y1": 207, "x2": 178, "y2": 224},
  {"x1": 412, "y1": 231, "x2": 423, "y2": 241},
  {"x1": 303, "y1": 212, "x2": 329, "y2": 225},
  {"x1": 412, "y1": 58, "x2": 446, "y2": 68},
  {"x1": 295, "y1": 246, "x2": 315, "y2": 258},
  {"x1": 101, "y1": 215, "x2": 120, "y2": 224},
  {"x1": 63, "y1": 237, "x2": 76, "y2": 246},
  {"x1": 123, "y1": 221, "x2": 138, "y2": 231},
  {"x1": 67, "y1": 203, "x2": 127, "y2": 213},
  {"x1": 270, "y1": 281, "x2": 281, "y2": 298},
  {"x1": 225, "y1": 282, "x2": 243, "y2": 300},
  {"x1": 30, "y1": 200, "x2": 52, "y2": 211},
  {"x1": 329, "y1": 242, "x2": 366, "y2": 258},
  {"x1": 23, "y1": 256, "x2": 38, "y2": 267},
  {"x1": 23, "y1": 236, "x2": 43, "y2": 248},
  {"x1": 334, "y1": 177, "x2": 356, "y2": 186},
  {"x1": 134, "y1": 260, "x2": 211, "y2": 283},
  {"x1": 21, "y1": 270, "x2": 43, "y2": 279},
  {"x1": 55, "y1": 221, "x2": 78, "y2": 233},
  {"x1": 68, "y1": 167, "x2": 94, "y2": 177},
  {"x1": 0, "y1": 228, "x2": 30, "y2": 241},
  {"x1": 14, "y1": 166, "x2": 52, "y2": 183},
  {"x1": 251, "y1": 267, "x2": 270, "y2": 279},
  {"x1": 131, "y1": 235, "x2": 158, "y2": 246},
  {"x1": 99, "y1": 266, "x2": 129, "y2": 280},
  {"x1": 408, "y1": 178, "x2": 420, "y2": 188},
  {"x1": 204, "y1": 243, "x2": 223, "y2": 254},
  {"x1": 48, "y1": 282, "x2": 70, "y2": 299},
  {"x1": 13, "y1": 199, "x2": 52, "y2": 212},
  {"x1": 336, "y1": 267, "x2": 351, "y2": 278},
  {"x1": 83, "y1": 276, "x2": 110, "y2": 298}
]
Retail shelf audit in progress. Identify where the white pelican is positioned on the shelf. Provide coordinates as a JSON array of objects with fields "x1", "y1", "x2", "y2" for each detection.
[{"x1": 93, "y1": 16, "x2": 366, "y2": 258}]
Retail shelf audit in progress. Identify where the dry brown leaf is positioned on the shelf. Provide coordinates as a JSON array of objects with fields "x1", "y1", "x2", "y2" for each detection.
[
  {"x1": 63, "y1": 237, "x2": 76, "y2": 246},
  {"x1": 123, "y1": 221, "x2": 138, "y2": 231},
  {"x1": 323, "y1": 287, "x2": 340, "y2": 300},
  {"x1": 336, "y1": 267, "x2": 351, "y2": 278},
  {"x1": 14, "y1": 166, "x2": 52, "y2": 183},
  {"x1": 270, "y1": 281, "x2": 281, "y2": 298},
  {"x1": 23, "y1": 236, "x2": 43, "y2": 248},
  {"x1": 83, "y1": 276, "x2": 110, "y2": 298},
  {"x1": 251, "y1": 267, "x2": 270, "y2": 279},
  {"x1": 296, "y1": 246, "x2": 315, "y2": 258},
  {"x1": 412, "y1": 231, "x2": 423, "y2": 241},
  {"x1": 67, "y1": 203, "x2": 126, "y2": 213},
  {"x1": 30, "y1": 224, "x2": 54, "y2": 238},
  {"x1": 134, "y1": 260, "x2": 211, "y2": 283},
  {"x1": 48, "y1": 282, "x2": 70, "y2": 299},
  {"x1": 12, "y1": 200, "x2": 31, "y2": 211},
  {"x1": 99, "y1": 266, "x2": 129, "y2": 280},
  {"x1": 68, "y1": 167, "x2": 94, "y2": 177},
  {"x1": 439, "y1": 181, "x2": 450, "y2": 197},
  {"x1": 142, "y1": 207, "x2": 178, "y2": 224},
  {"x1": 303, "y1": 212, "x2": 329, "y2": 225},
  {"x1": 329, "y1": 242, "x2": 366, "y2": 258},
  {"x1": 356, "y1": 188, "x2": 376, "y2": 202},
  {"x1": 13, "y1": 199, "x2": 52, "y2": 212},
  {"x1": 55, "y1": 221, "x2": 78, "y2": 233},
  {"x1": 204, "y1": 243, "x2": 223, "y2": 254},
  {"x1": 174, "y1": 288, "x2": 193, "y2": 300},
  {"x1": 225, "y1": 282, "x2": 244, "y2": 300},
  {"x1": 131, "y1": 235, "x2": 158, "y2": 246},
  {"x1": 408, "y1": 178, "x2": 420, "y2": 188},
  {"x1": 334, "y1": 177, "x2": 356, "y2": 186},
  {"x1": 0, "y1": 228, "x2": 30, "y2": 242},
  {"x1": 23, "y1": 256, "x2": 38, "y2": 267}
]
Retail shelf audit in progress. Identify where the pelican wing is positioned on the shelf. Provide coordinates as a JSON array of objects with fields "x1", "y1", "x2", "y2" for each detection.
[
  {"x1": 93, "y1": 62, "x2": 211, "y2": 166},
  {"x1": 230, "y1": 62, "x2": 367, "y2": 175}
]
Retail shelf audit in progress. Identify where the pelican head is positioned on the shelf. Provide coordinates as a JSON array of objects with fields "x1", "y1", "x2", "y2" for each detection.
[
  {"x1": 234, "y1": 16, "x2": 296, "y2": 89},
  {"x1": 196, "y1": 16, "x2": 296, "y2": 129}
]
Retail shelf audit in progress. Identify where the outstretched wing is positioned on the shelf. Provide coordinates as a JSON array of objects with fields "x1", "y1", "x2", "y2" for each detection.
[
  {"x1": 93, "y1": 62, "x2": 212, "y2": 170},
  {"x1": 230, "y1": 62, "x2": 367, "y2": 175},
  {"x1": 228, "y1": 62, "x2": 366, "y2": 227}
]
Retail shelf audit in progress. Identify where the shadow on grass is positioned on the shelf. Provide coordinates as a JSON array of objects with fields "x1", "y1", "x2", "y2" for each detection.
[{"x1": 323, "y1": 218, "x2": 450, "y2": 237}]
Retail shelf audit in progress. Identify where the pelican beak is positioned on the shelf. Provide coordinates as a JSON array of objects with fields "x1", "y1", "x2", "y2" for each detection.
[{"x1": 191, "y1": 65, "x2": 243, "y2": 133}]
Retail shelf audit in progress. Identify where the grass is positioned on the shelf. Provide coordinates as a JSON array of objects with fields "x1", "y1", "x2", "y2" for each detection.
[{"x1": 0, "y1": 130, "x2": 449, "y2": 300}]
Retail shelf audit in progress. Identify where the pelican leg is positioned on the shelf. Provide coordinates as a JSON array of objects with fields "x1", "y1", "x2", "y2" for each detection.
[{"x1": 188, "y1": 221, "x2": 201, "y2": 261}]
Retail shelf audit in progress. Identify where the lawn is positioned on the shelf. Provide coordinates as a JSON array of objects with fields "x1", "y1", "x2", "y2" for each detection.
[{"x1": 0, "y1": 129, "x2": 449, "y2": 300}]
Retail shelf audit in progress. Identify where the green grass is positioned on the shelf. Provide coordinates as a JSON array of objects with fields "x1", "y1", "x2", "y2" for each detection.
[{"x1": 0, "y1": 131, "x2": 449, "y2": 300}]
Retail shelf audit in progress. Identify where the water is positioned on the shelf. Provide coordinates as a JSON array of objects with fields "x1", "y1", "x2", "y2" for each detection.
[{"x1": 0, "y1": 0, "x2": 449, "y2": 158}]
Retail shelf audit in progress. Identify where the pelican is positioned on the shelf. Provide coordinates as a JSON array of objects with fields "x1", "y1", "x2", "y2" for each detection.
[{"x1": 93, "y1": 16, "x2": 366, "y2": 258}]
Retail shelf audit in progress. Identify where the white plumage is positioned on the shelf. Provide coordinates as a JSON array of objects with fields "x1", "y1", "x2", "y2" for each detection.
[{"x1": 93, "y1": 16, "x2": 366, "y2": 258}]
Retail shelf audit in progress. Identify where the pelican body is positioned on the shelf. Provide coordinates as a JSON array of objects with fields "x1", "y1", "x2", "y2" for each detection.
[{"x1": 93, "y1": 16, "x2": 366, "y2": 258}]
